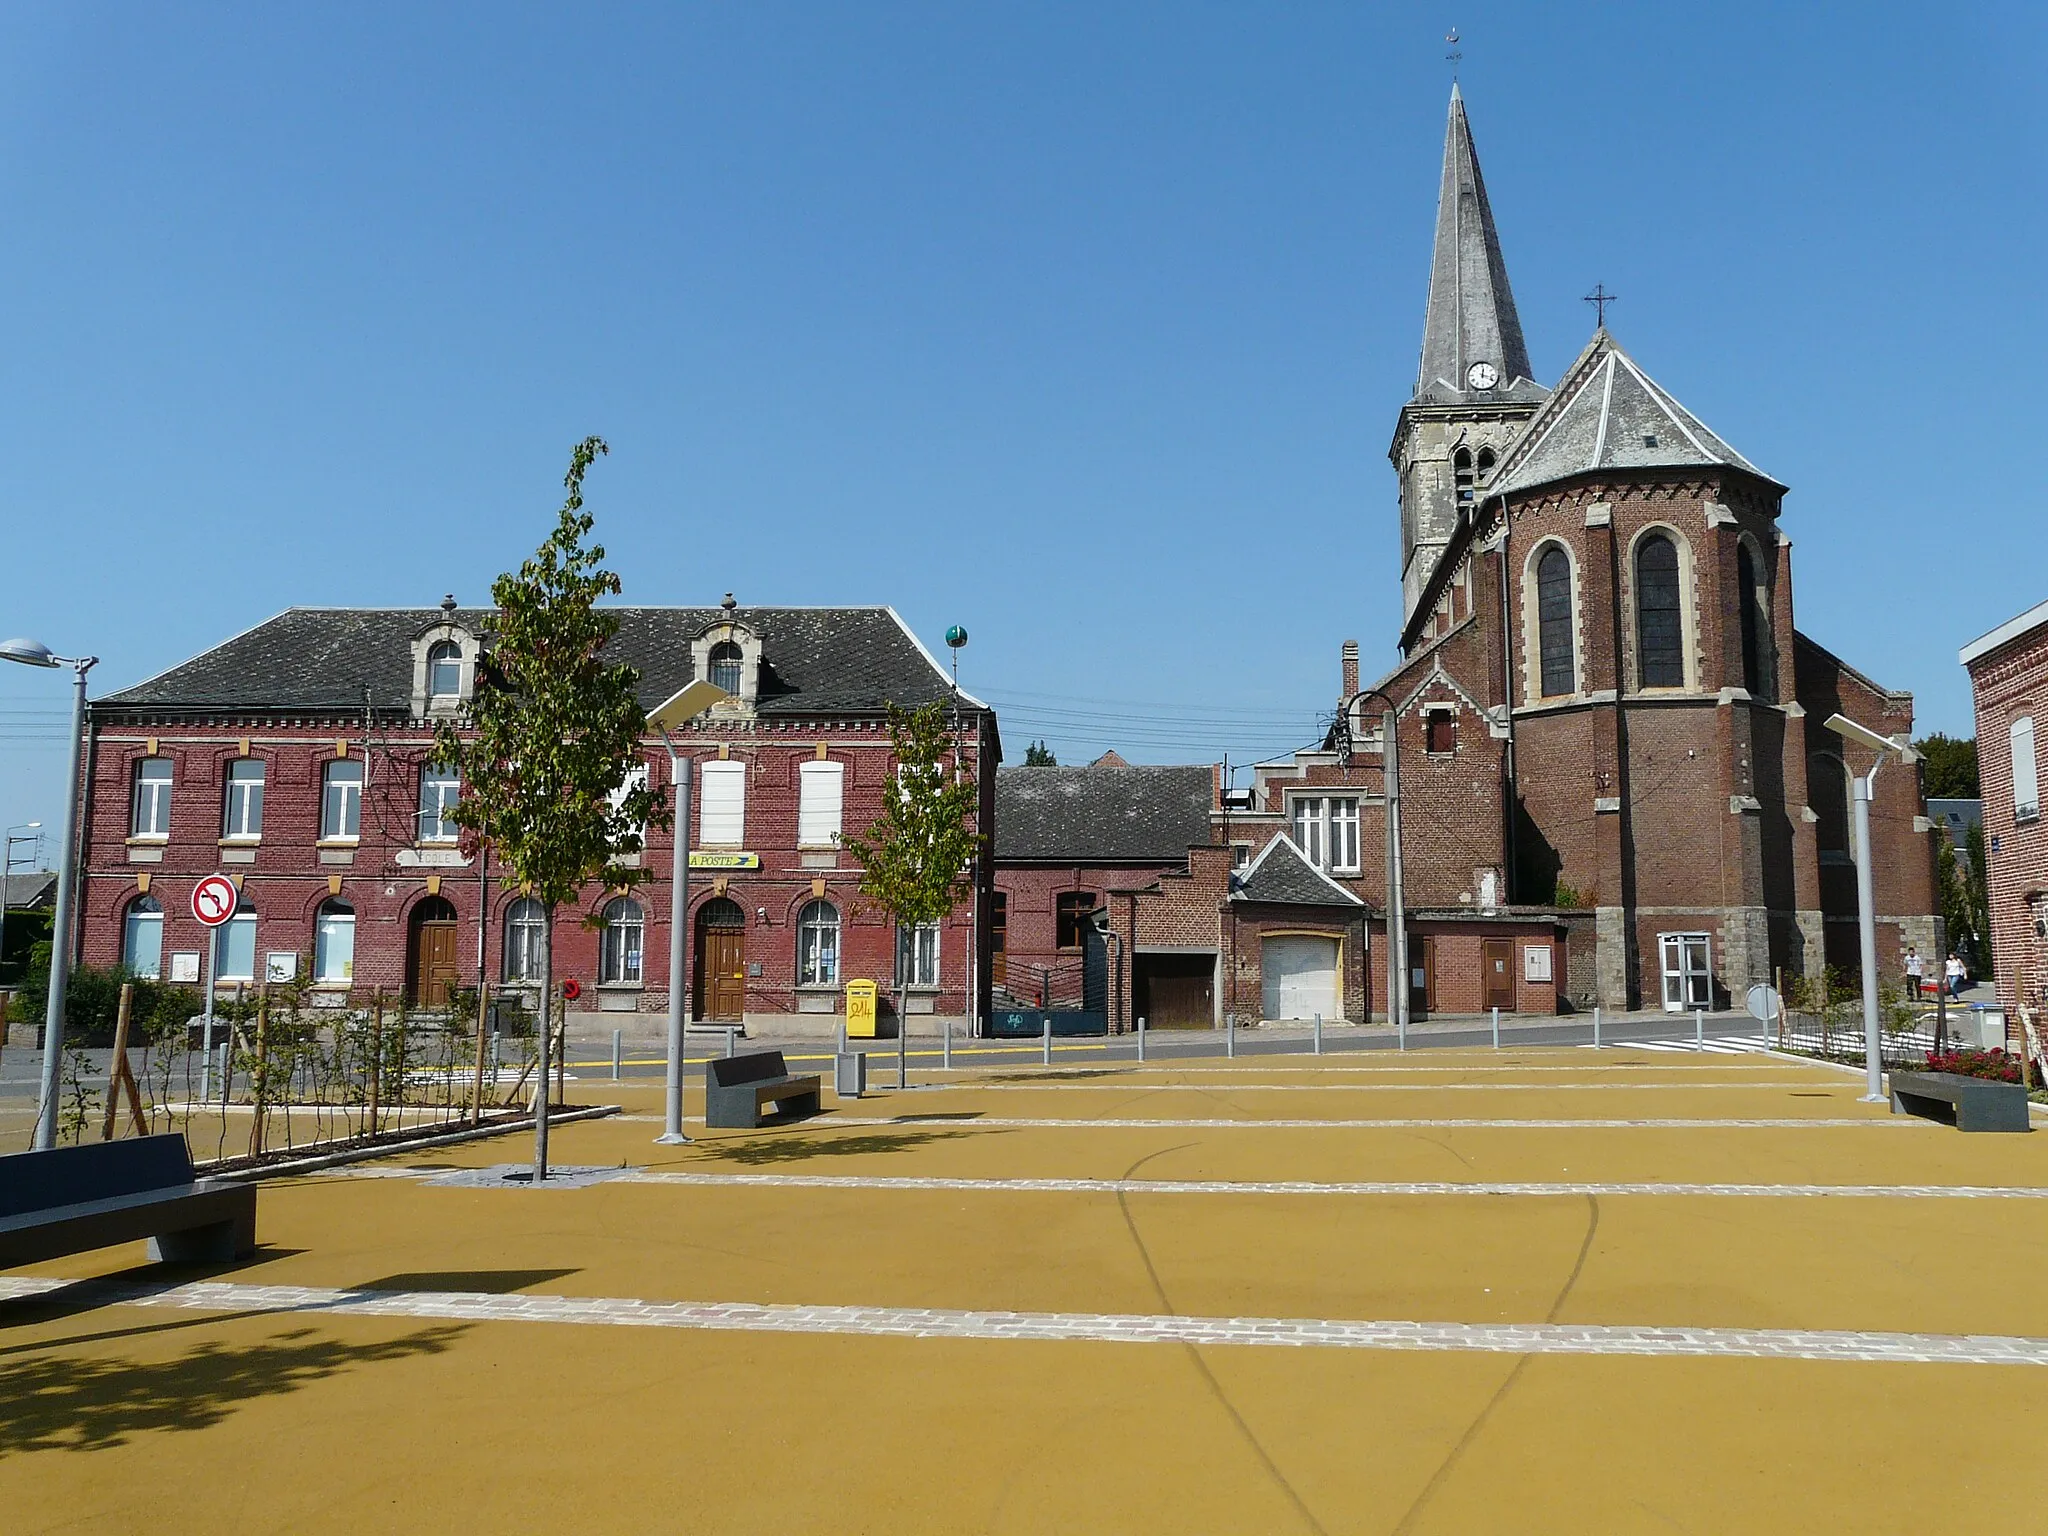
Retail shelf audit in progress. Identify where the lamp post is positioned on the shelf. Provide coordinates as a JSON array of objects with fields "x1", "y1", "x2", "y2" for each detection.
[
  {"x1": 1, "y1": 639, "x2": 97, "y2": 1150},
  {"x1": 1, "y1": 821, "x2": 43, "y2": 997},
  {"x1": 1352, "y1": 687, "x2": 1407, "y2": 1048},
  {"x1": 1823, "y1": 713, "x2": 1919, "y2": 1103},
  {"x1": 648, "y1": 679, "x2": 730, "y2": 1144}
]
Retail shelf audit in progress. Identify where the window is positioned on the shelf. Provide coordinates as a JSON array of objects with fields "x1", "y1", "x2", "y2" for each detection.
[
  {"x1": 322, "y1": 759, "x2": 363, "y2": 840},
  {"x1": 608, "y1": 763, "x2": 649, "y2": 850},
  {"x1": 1291, "y1": 798, "x2": 1361, "y2": 873},
  {"x1": 1738, "y1": 543, "x2": 1774, "y2": 699},
  {"x1": 797, "y1": 899, "x2": 840, "y2": 986},
  {"x1": 708, "y1": 641, "x2": 743, "y2": 696},
  {"x1": 898, "y1": 922, "x2": 940, "y2": 989},
  {"x1": 1635, "y1": 533, "x2": 1685, "y2": 688},
  {"x1": 2014, "y1": 716, "x2": 2040, "y2": 822},
  {"x1": 1453, "y1": 447, "x2": 1475, "y2": 506},
  {"x1": 418, "y1": 764, "x2": 460, "y2": 843},
  {"x1": 1056, "y1": 892, "x2": 1097, "y2": 951},
  {"x1": 123, "y1": 895, "x2": 163, "y2": 978},
  {"x1": 314, "y1": 898, "x2": 355, "y2": 983},
  {"x1": 798, "y1": 760, "x2": 845, "y2": 846},
  {"x1": 132, "y1": 757, "x2": 172, "y2": 838},
  {"x1": 698, "y1": 759, "x2": 746, "y2": 846},
  {"x1": 427, "y1": 641, "x2": 462, "y2": 699},
  {"x1": 503, "y1": 897, "x2": 546, "y2": 981},
  {"x1": 1536, "y1": 546, "x2": 1575, "y2": 697},
  {"x1": 600, "y1": 897, "x2": 644, "y2": 984},
  {"x1": 222, "y1": 758, "x2": 265, "y2": 840},
  {"x1": 1476, "y1": 447, "x2": 1495, "y2": 477},
  {"x1": 214, "y1": 902, "x2": 257, "y2": 982},
  {"x1": 1426, "y1": 712, "x2": 1458, "y2": 755}
]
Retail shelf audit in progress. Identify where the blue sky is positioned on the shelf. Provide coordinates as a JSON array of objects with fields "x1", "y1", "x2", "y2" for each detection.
[{"x1": 2, "y1": 2, "x2": 2043, "y2": 845}]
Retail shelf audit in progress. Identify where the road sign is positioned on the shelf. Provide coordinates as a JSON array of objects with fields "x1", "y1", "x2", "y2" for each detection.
[
  {"x1": 191, "y1": 873, "x2": 239, "y2": 928},
  {"x1": 1745, "y1": 983, "x2": 1781, "y2": 1024}
]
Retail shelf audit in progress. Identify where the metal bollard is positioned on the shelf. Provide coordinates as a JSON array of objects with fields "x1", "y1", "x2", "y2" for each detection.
[
  {"x1": 1042, "y1": 1016, "x2": 1052, "y2": 1066},
  {"x1": 1492, "y1": 1006, "x2": 1500, "y2": 1049},
  {"x1": 725, "y1": 1027, "x2": 737, "y2": 1058},
  {"x1": 899, "y1": 1020, "x2": 908, "y2": 1089},
  {"x1": 943, "y1": 1017, "x2": 952, "y2": 1072},
  {"x1": 1695, "y1": 1009, "x2": 1704, "y2": 1052},
  {"x1": 1593, "y1": 1005, "x2": 1602, "y2": 1049},
  {"x1": 1313, "y1": 1012, "x2": 1322, "y2": 1056},
  {"x1": 612, "y1": 1029, "x2": 623, "y2": 1081},
  {"x1": 1226, "y1": 1013, "x2": 1236, "y2": 1059},
  {"x1": 1137, "y1": 1015, "x2": 1147, "y2": 1063}
]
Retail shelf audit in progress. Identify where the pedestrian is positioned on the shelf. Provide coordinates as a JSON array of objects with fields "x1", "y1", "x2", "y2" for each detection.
[
  {"x1": 1903, "y1": 947, "x2": 1925, "y2": 998},
  {"x1": 1946, "y1": 952, "x2": 1967, "y2": 1000}
]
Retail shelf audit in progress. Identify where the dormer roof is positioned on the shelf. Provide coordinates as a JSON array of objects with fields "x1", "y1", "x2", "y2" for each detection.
[{"x1": 1231, "y1": 833, "x2": 1367, "y2": 908}]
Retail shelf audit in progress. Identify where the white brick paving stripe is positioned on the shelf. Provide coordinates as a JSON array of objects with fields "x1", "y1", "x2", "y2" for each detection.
[
  {"x1": 2, "y1": 1276, "x2": 2043, "y2": 1368},
  {"x1": 965, "y1": 1080, "x2": 1832, "y2": 1093},
  {"x1": 817, "y1": 1115, "x2": 1922, "y2": 1131}
]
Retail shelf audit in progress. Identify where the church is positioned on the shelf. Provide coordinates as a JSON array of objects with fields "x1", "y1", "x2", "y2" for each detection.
[{"x1": 1018, "y1": 86, "x2": 1941, "y2": 1024}]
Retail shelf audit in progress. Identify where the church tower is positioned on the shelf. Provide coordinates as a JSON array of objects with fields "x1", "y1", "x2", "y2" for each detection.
[{"x1": 1392, "y1": 86, "x2": 1547, "y2": 629}]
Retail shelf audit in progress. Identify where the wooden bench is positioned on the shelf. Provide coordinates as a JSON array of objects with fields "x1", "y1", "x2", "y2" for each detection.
[
  {"x1": 705, "y1": 1051, "x2": 823, "y2": 1130},
  {"x1": 1888, "y1": 1070, "x2": 2031, "y2": 1133},
  {"x1": 0, "y1": 1134, "x2": 259, "y2": 1269}
]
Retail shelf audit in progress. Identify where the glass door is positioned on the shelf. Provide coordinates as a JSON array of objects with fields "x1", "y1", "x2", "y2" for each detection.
[{"x1": 1659, "y1": 933, "x2": 1712, "y2": 1012}]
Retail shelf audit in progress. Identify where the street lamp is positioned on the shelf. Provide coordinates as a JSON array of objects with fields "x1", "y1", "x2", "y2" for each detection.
[
  {"x1": 1, "y1": 638, "x2": 97, "y2": 1150},
  {"x1": 648, "y1": 679, "x2": 730, "y2": 1144},
  {"x1": 1823, "y1": 713, "x2": 1920, "y2": 1103}
]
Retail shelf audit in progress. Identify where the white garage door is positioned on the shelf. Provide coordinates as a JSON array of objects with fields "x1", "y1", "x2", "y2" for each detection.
[{"x1": 1262, "y1": 935, "x2": 1339, "y2": 1022}]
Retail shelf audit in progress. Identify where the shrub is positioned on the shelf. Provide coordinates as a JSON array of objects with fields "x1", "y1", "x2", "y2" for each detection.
[{"x1": 1924, "y1": 1048, "x2": 2021, "y2": 1083}]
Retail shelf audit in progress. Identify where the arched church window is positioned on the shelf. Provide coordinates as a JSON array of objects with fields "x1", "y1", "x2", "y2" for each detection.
[
  {"x1": 1453, "y1": 448, "x2": 1475, "y2": 507},
  {"x1": 1635, "y1": 534, "x2": 1685, "y2": 688},
  {"x1": 1537, "y1": 546, "x2": 1575, "y2": 697},
  {"x1": 1476, "y1": 447, "x2": 1496, "y2": 477},
  {"x1": 1738, "y1": 543, "x2": 1775, "y2": 700}
]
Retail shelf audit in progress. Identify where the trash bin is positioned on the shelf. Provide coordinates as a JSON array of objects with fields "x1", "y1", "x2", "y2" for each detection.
[{"x1": 835, "y1": 1051, "x2": 867, "y2": 1098}]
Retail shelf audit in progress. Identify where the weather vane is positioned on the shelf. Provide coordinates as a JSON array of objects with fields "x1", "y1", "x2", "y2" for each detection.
[
  {"x1": 1445, "y1": 26, "x2": 1462, "y2": 77},
  {"x1": 1583, "y1": 282, "x2": 1618, "y2": 327}
]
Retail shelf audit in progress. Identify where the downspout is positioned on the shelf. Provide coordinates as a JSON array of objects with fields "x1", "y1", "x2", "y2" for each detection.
[{"x1": 1494, "y1": 495, "x2": 1519, "y2": 901}]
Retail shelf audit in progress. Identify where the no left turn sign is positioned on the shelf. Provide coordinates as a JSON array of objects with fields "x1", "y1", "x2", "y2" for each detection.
[{"x1": 191, "y1": 873, "x2": 239, "y2": 928}]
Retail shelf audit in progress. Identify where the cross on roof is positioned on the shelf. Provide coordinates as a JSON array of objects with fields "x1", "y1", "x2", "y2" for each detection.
[
  {"x1": 1445, "y1": 27, "x2": 1462, "y2": 74},
  {"x1": 1583, "y1": 283, "x2": 1618, "y2": 327}
]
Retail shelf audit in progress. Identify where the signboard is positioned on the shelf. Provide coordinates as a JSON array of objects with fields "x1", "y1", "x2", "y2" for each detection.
[
  {"x1": 688, "y1": 851, "x2": 760, "y2": 870},
  {"x1": 191, "y1": 874, "x2": 238, "y2": 928},
  {"x1": 1745, "y1": 984, "x2": 1782, "y2": 1024},
  {"x1": 845, "y1": 979, "x2": 878, "y2": 1038}
]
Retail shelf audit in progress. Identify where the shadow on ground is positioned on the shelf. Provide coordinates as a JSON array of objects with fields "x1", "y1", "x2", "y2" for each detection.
[
  {"x1": 355, "y1": 1268, "x2": 578, "y2": 1294},
  {"x1": 700, "y1": 1128, "x2": 996, "y2": 1166}
]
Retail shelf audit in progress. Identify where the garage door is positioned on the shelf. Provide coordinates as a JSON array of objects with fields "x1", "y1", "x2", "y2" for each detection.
[{"x1": 1262, "y1": 935, "x2": 1339, "y2": 1023}]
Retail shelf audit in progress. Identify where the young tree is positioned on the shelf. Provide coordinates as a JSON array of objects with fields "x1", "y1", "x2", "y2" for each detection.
[
  {"x1": 843, "y1": 703, "x2": 983, "y2": 1005},
  {"x1": 434, "y1": 437, "x2": 666, "y2": 1179},
  {"x1": 1023, "y1": 740, "x2": 1058, "y2": 767}
]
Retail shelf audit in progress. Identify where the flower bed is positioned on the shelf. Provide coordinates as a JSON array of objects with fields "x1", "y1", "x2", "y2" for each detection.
[{"x1": 1922, "y1": 1048, "x2": 2022, "y2": 1083}]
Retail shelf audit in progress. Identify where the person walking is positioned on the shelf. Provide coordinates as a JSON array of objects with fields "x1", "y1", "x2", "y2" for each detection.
[
  {"x1": 1904, "y1": 947, "x2": 1925, "y2": 998},
  {"x1": 1946, "y1": 952, "x2": 1968, "y2": 1000}
]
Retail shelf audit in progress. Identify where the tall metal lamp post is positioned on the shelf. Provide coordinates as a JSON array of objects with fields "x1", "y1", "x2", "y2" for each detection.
[
  {"x1": 1823, "y1": 713, "x2": 1919, "y2": 1103},
  {"x1": 1352, "y1": 687, "x2": 1407, "y2": 1048},
  {"x1": 649, "y1": 679, "x2": 730, "y2": 1144},
  {"x1": 1, "y1": 638, "x2": 97, "y2": 1150}
]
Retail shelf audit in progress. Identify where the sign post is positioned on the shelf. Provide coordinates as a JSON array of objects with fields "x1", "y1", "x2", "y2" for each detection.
[{"x1": 190, "y1": 874, "x2": 237, "y2": 1101}]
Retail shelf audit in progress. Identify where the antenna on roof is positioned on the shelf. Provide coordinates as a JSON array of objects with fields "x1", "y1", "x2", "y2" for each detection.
[{"x1": 1445, "y1": 26, "x2": 1462, "y2": 80}]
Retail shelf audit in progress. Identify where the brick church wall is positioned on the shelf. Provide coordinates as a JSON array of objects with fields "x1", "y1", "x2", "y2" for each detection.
[{"x1": 1965, "y1": 614, "x2": 2048, "y2": 1015}]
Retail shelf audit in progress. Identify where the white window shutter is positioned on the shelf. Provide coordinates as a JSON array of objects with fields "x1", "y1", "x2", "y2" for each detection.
[
  {"x1": 699, "y1": 760, "x2": 747, "y2": 846},
  {"x1": 2014, "y1": 717, "x2": 2040, "y2": 819},
  {"x1": 799, "y1": 761, "x2": 844, "y2": 847}
]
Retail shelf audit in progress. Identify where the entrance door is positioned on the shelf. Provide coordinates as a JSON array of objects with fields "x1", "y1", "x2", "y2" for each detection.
[
  {"x1": 991, "y1": 892, "x2": 1008, "y2": 990},
  {"x1": 408, "y1": 896, "x2": 460, "y2": 1006},
  {"x1": 695, "y1": 897, "x2": 747, "y2": 1021},
  {"x1": 1262, "y1": 935, "x2": 1339, "y2": 1022},
  {"x1": 1410, "y1": 934, "x2": 1436, "y2": 1018},
  {"x1": 1135, "y1": 953, "x2": 1215, "y2": 1029},
  {"x1": 1482, "y1": 938, "x2": 1515, "y2": 1011},
  {"x1": 1659, "y1": 932, "x2": 1712, "y2": 1012}
]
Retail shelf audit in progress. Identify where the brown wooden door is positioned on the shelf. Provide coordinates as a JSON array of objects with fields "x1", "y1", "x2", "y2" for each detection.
[
  {"x1": 1483, "y1": 938, "x2": 1515, "y2": 1011},
  {"x1": 1144, "y1": 960, "x2": 1215, "y2": 1028},
  {"x1": 698, "y1": 928, "x2": 746, "y2": 1020},
  {"x1": 1411, "y1": 934, "x2": 1435, "y2": 1018},
  {"x1": 410, "y1": 908, "x2": 460, "y2": 1007},
  {"x1": 990, "y1": 893, "x2": 1008, "y2": 989}
]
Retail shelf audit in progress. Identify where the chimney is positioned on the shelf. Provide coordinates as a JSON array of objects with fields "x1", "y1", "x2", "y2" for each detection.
[{"x1": 1341, "y1": 640, "x2": 1360, "y2": 700}]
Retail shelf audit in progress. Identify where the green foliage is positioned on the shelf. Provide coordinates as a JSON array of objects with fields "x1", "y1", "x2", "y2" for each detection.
[
  {"x1": 0, "y1": 906, "x2": 50, "y2": 988},
  {"x1": 1023, "y1": 740, "x2": 1058, "y2": 767},
  {"x1": 1964, "y1": 823, "x2": 1992, "y2": 975},
  {"x1": 60, "y1": 1046, "x2": 97, "y2": 1145},
  {"x1": 1788, "y1": 965, "x2": 1860, "y2": 1046},
  {"x1": 1915, "y1": 733, "x2": 1979, "y2": 800},
  {"x1": 434, "y1": 437, "x2": 669, "y2": 913},
  {"x1": 6, "y1": 948, "x2": 205, "y2": 1047},
  {"x1": 1552, "y1": 881, "x2": 1586, "y2": 910},
  {"x1": 843, "y1": 702, "x2": 984, "y2": 932}
]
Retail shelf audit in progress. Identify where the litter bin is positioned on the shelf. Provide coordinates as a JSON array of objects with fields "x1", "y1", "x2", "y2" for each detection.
[{"x1": 835, "y1": 1050, "x2": 868, "y2": 1098}]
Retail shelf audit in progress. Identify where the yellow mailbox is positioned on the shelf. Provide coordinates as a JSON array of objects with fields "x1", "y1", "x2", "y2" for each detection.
[{"x1": 845, "y1": 979, "x2": 878, "y2": 1038}]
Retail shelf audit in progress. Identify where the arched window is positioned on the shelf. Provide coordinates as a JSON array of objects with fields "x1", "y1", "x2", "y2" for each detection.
[
  {"x1": 600, "y1": 897, "x2": 644, "y2": 984},
  {"x1": 1635, "y1": 533, "x2": 1685, "y2": 688},
  {"x1": 1738, "y1": 543, "x2": 1775, "y2": 700},
  {"x1": 797, "y1": 899, "x2": 840, "y2": 987},
  {"x1": 1452, "y1": 448, "x2": 1475, "y2": 507},
  {"x1": 1476, "y1": 447, "x2": 1496, "y2": 477},
  {"x1": 503, "y1": 897, "x2": 546, "y2": 982},
  {"x1": 1536, "y1": 546, "x2": 1575, "y2": 697},
  {"x1": 708, "y1": 641, "x2": 743, "y2": 695},
  {"x1": 427, "y1": 641, "x2": 462, "y2": 699},
  {"x1": 2014, "y1": 716, "x2": 2040, "y2": 822},
  {"x1": 123, "y1": 895, "x2": 163, "y2": 978},
  {"x1": 314, "y1": 898, "x2": 355, "y2": 983}
]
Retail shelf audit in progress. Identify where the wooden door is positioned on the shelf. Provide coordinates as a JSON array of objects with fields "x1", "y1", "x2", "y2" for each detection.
[
  {"x1": 412, "y1": 920, "x2": 460, "y2": 1006},
  {"x1": 991, "y1": 893, "x2": 1008, "y2": 989},
  {"x1": 1411, "y1": 934, "x2": 1435, "y2": 1018},
  {"x1": 1139, "y1": 954, "x2": 1215, "y2": 1029},
  {"x1": 1482, "y1": 938, "x2": 1515, "y2": 1011},
  {"x1": 698, "y1": 928, "x2": 746, "y2": 1021}
]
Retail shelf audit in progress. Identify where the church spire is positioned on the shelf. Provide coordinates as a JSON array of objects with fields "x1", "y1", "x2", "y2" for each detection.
[{"x1": 1416, "y1": 85, "x2": 1533, "y2": 399}]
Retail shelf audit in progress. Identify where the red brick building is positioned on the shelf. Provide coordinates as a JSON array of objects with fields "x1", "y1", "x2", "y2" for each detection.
[
  {"x1": 1962, "y1": 599, "x2": 2048, "y2": 1015},
  {"x1": 79, "y1": 600, "x2": 997, "y2": 1033}
]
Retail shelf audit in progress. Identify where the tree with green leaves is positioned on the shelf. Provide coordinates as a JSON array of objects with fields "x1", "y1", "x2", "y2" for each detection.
[
  {"x1": 433, "y1": 437, "x2": 666, "y2": 1179},
  {"x1": 843, "y1": 703, "x2": 983, "y2": 1008},
  {"x1": 1915, "y1": 733, "x2": 1979, "y2": 799},
  {"x1": 1023, "y1": 740, "x2": 1057, "y2": 767}
]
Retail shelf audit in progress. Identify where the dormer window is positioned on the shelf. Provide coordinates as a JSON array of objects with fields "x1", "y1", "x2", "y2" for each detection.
[
  {"x1": 427, "y1": 641, "x2": 462, "y2": 699},
  {"x1": 708, "y1": 641, "x2": 743, "y2": 696}
]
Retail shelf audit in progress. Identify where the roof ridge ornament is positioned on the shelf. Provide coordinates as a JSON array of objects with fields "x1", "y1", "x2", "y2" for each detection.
[{"x1": 1582, "y1": 283, "x2": 1618, "y2": 328}]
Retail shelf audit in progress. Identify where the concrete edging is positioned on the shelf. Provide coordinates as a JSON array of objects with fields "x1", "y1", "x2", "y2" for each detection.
[{"x1": 203, "y1": 1104, "x2": 624, "y2": 1183}]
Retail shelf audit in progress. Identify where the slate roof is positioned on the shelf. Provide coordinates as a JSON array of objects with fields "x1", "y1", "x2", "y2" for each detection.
[
  {"x1": 1414, "y1": 85, "x2": 1546, "y2": 407},
  {"x1": 2, "y1": 871, "x2": 56, "y2": 910},
  {"x1": 994, "y1": 765, "x2": 1214, "y2": 863},
  {"x1": 97, "y1": 606, "x2": 978, "y2": 720},
  {"x1": 1231, "y1": 834, "x2": 1366, "y2": 908},
  {"x1": 1488, "y1": 329, "x2": 1781, "y2": 500}
]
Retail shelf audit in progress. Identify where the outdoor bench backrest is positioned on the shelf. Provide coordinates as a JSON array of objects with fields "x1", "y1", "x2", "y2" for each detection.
[
  {"x1": 0, "y1": 1134, "x2": 198, "y2": 1218},
  {"x1": 706, "y1": 1051, "x2": 791, "y2": 1089}
]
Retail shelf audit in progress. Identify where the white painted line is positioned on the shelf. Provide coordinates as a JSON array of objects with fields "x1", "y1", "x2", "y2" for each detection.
[
  {"x1": 961, "y1": 1080, "x2": 1833, "y2": 1093},
  {"x1": 1, "y1": 1276, "x2": 2039, "y2": 1367},
  {"x1": 817, "y1": 1115, "x2": 1919, "y2": 1131}
]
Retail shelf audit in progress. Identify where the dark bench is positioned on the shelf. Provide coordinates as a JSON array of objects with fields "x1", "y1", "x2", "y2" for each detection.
[
  {"x1": 1888, "y1": 1070, "x2": 2031, "y2": 1133},
  {"x1": 0, "y1": 1134, "x2": 259, "y2": 1269},
  {"x1": 705, "y1": 1051, "x2": 823, "y2": 1130}
]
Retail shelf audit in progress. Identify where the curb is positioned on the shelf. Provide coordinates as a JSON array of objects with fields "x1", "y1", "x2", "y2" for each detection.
[{"x1": 203, "y1": 1104, "x2": 624, "y2": 1183}]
